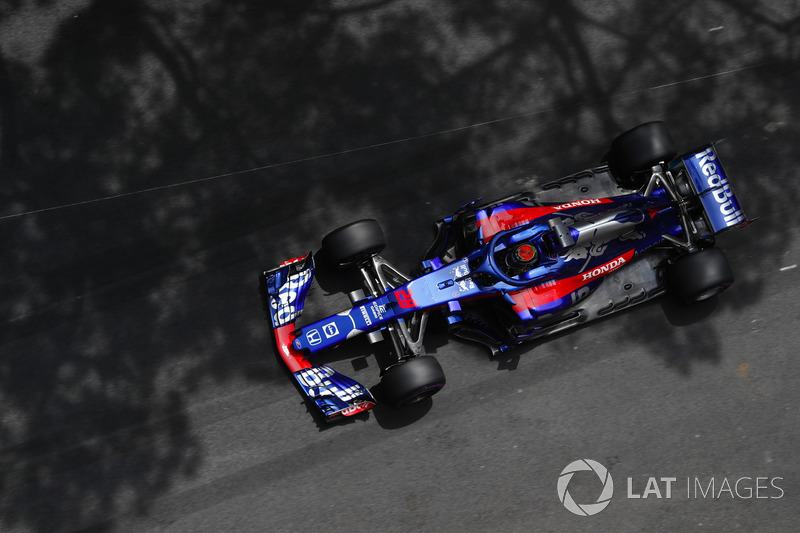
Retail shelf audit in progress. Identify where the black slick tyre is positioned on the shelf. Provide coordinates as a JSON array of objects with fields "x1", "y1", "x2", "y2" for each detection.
[
  {"x1": 381, "y1": 355, "x2": 446, "y2": 407},
  {"x1": 322, "y1": 219, "x2": 385, "y2": 268},
  {"x1": 607, "y1": 121, "x2": 677, "y2": 189},
  {"x1": 667, "y1": 247, "x2": 734, "y2": 304}
]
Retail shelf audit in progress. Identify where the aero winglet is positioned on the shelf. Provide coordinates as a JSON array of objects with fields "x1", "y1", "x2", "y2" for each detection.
[
  {"x1": 264, "y1": 253, "x2": 315, "y2": 372},
  {"x1": 294, "y1": 365, "x2": 376, "y2": 421},
  {"x1": 264, "y1": 253, "x2": 315, "y2": 329}
]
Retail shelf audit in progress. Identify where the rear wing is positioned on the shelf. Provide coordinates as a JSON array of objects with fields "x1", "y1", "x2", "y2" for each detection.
[{"x1": 680, "y1": 144, "x2": 747, "y2": 233}]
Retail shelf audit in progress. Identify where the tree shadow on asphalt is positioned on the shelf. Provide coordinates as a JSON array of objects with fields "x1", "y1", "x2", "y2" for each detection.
[{"x1": 1, "y1": 0, "x2": 798, "y2": 530}]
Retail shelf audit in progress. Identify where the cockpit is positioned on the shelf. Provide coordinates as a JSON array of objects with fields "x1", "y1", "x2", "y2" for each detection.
[{"x1": 467, "y1": 219, "x2": 573, "y2": 288}]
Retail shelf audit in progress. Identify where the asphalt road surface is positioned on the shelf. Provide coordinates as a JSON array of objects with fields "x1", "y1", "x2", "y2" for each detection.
[{"x1": 2, "y1": 1, "x2": 799, "y2": 532}]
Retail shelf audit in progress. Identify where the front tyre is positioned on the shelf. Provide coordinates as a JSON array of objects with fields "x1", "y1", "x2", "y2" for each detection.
[
  {"x1": 381, "y1": 355, "x2": 446, "y2": 407},
  {"x1": 322, "y1": 219, "x2": 386, "y2": 268},
  {"x1": 667, "y1": 247, "x2": 734, "y2": 304}
]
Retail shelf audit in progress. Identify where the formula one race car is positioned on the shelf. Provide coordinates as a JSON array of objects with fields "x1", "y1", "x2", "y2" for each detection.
[{"x1": 263, "y1": 122, "x2": 749, "y2": 422}]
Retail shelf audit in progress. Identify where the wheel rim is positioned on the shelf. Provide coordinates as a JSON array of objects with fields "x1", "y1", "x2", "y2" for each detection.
[
  {"x1": 399, "y1": 384, "x2": 444, "y2": 406},
  {"x1": 338, "y1": 246, "x2": 384, "y2": 266},
  {"x1": 694, "y1": 285, "x2": 725, "y2": 301}
]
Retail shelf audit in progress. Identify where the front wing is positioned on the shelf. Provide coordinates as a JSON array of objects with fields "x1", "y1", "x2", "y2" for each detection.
[{"x1": 263, "y1": 254, "x2": 376, "y2": 421}]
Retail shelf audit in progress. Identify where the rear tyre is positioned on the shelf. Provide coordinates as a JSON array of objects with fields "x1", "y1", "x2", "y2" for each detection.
[
  {"x1": 667, "y1": 247, "x2": 734, "y2": 304},
  {"x1": 607, "y1": 121, "x2": 677, "y2": 189},
  {"x1": 381, "y1": 355, "x2": 446, "y2": 407},
  {"x1": 322, "y1": 219, "x2": 385, "y2": 268}
]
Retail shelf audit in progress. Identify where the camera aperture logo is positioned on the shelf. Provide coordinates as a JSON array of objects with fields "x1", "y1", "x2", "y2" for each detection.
[
  {"x1": 557, "y1": 459, "x2": 614, "y2": 516},
  {"x1": 558, "y1": 459, "x2": 785, "y2": 516}
]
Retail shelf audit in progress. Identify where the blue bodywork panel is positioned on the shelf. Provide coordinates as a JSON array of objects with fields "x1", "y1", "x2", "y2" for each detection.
[
  {"x1": 293, "y1": 257, "x2": 485, "y2": 353},
  {"x1": 293, "y1": 365, "x2": 376, "y2": 419},
  {"x1": 681, "y1": 144, "x2": 746, "y2": 232},
  {"x1": 264, "y1": 254, "x2": 315, "y2": 328},
  {"x1": 293, "y1": 190, "x2": 686, "y2": 353}
]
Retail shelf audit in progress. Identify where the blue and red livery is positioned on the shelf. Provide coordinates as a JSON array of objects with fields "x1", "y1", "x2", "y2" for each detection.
[{"x1": 263, "y1": 122, "x2": 750, "y2": 422}]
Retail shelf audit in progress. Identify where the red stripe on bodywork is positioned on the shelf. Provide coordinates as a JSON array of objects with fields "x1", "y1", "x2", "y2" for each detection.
[
  {"x1": 478, "y1": 207, "x2": 555, "y2": 242},
  {"x1": 478, "y1": 199, "x2": 613, "y2": 242},
  {"x1": 510, "y1": 249, "x2": 635, "y2": 312},
  {"x1": 338, "y1": 401, "x2": 377, "y2": 418},
  {"x1": 274, "y1": 324, "x2": 312, "y2": 372},
  {"x1": 279, "y1": 252, "x2": 311, "y2": 267}
]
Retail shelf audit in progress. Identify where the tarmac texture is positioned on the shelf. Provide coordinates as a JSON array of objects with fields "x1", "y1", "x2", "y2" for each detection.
[{"x1": 1, "y1": 1, "x2": 799, "y2": 531}]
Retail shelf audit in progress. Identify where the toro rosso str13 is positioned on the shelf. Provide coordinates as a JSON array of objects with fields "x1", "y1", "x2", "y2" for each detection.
[{"x1": 263, "y1": 122, "x2": 749, "y2": 422}]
